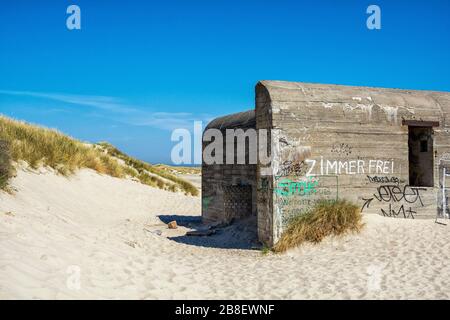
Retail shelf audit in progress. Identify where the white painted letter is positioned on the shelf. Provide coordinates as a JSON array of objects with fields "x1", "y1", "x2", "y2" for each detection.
[
  {"x1": 326, "y1": 160, "x2": 338, "y2": 175},
  {"x1": 348, "y1": 160, "x2": 356, "y2": 175},
  {"x1": 357, "y1": 160, "x2": 365, "y2": 174},
  {"x1": 305, "y1": 159, "x2": 316, "y2": 176}
]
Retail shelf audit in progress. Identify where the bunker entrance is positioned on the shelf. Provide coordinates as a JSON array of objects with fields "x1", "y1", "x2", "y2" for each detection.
[
  {"x1": 408, "y1": 126, "x2": 434, "y2": 187},
  {"x1": 223, "y1": 185, "x2": 253, "y2": 222}
]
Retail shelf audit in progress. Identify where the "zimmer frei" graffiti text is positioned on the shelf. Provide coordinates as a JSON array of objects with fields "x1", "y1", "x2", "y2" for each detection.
[{"x1": 304, "y1": 157, "x2": 395, "y2": 176}]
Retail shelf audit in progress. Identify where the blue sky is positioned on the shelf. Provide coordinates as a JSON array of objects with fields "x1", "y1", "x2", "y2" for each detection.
[{"x1": 0, "y1": 0, "x2": 449, "y2": 164}]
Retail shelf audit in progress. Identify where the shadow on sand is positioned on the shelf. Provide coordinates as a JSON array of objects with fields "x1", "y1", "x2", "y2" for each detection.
[
  {"x1": 157, "y1": 214, "x2": 260, "y2": 250},
  {"x1": 158, "y1": 215, "x2": 202, "y2": 227}
]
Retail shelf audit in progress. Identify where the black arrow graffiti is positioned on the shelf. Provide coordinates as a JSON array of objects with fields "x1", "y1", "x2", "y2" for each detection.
[{"x1": 361, "y1": 197, "x2": 374, "y2": 211}]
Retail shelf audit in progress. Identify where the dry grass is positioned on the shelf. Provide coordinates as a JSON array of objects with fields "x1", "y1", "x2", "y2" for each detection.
[
  {"x1": 97, "y1": 142, "x2": 199, "y2": 196},
  {"x1": 0, "y1": 116, "x2": 125, "y2": 178},
  {"x1": 0, "y1": 116, "x2": 199, "y2": 196},
  {"x1": 0, "y1": 140, "x2": 13, "y2": 190},
  {"x1": 154, "y1": 164, "x2": 201, "y2": 175},
  {"x1": 273, "y1": 199, "x2": 364, "y2": 253}
]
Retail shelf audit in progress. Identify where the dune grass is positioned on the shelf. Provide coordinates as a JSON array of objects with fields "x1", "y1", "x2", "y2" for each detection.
[
  {"x1": 0, "y1": 140, "x2": 13, "y2": 190},
  {"x1": 154, "y1": 164, "x2": 201, "y2": 175},
  {"x1": 273, "y1": 199, "x2": 364, "y2": 253},
  {"x1": 97, "y1": 142, "x2": 199, "y2": 196},
  {"x1": 0, "y1": 115, "x2": 199, "y2": 196},
  {"x1": 0, "y1": 116, "x2": 125, "y2": 178}
]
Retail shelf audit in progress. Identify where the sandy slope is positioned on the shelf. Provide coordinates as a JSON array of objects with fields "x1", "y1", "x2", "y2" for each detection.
[{"x1": 1, "y1": 167, "x2": 450, "y2": 299}]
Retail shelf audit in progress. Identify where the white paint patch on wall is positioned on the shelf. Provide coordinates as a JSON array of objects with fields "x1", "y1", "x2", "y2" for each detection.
[
  {"x1": 440, "y1": 152, "x2": 450, "y2": 161},
  {"x1": 357, "y1": 104, "x2": 374, "y2": 121},
  {"x1": 322, "y1": 102, "x2": 335, "y2": 109},
  {"x1": 296, "y1": 84, "x2": 307, "y2": 95},
  {"x1": 405, "y1": 106, "x2": 415, "y2": 114},
  {"x1": 343, "y1": 103, "x2": 374, "y2": 121},
  {"x1": 379, "y1": 105, "x2": 399, "y2": 124},
  {"x1": 271, "y1": 102, "x2": 281, "y2": 114},
  {"x1": 319, "y1": 98, "x2": 417, "y2": 125}
]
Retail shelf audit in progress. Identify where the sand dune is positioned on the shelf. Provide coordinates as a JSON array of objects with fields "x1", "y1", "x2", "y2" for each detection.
[{"x1": 1, "y1": 167, "x2": 450, "y2": 299}]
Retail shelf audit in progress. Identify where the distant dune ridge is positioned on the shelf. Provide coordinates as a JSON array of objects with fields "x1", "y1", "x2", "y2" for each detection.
[{"x1": 0, "y1": 115, "x2": 198, "y2": 195}]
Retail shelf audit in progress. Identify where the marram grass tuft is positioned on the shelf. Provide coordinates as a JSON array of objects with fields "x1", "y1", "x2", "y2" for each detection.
[{"x1": 273, "y1": 199, "x2": 364, "y2": 253}]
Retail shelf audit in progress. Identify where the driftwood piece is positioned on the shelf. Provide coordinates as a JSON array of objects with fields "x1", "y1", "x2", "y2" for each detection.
[{"x1": 186, "y1": 229, "x2": 216, "y2": 237}]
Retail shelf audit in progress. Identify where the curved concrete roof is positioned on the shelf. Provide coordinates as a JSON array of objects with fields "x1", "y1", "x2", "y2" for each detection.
[
  {"x1": 256, "y1": 80, "x2": 450, "y2": 127},
  {"x1": 205, "y1": 110, "x2": 255, "y2": 130},
  {"x1": 257, "y1": 80, "x2": 450, "y2": 109}
]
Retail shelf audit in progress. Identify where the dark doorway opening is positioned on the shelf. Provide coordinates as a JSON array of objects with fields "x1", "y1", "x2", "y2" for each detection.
[{"x1": 408, "y1": 126, "x2": 434, "y2": 187}]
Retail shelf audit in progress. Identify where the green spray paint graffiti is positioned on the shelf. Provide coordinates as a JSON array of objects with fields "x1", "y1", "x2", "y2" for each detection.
[
  {"x1": 276, "y1": 175, "x2": 339, "y2": 226},
  {"x1": 202, "y1": 196, "x2": 213, "y2": 211},
  {"x1": 274, "y1": 176, "x2": 319, "y2": 197}
]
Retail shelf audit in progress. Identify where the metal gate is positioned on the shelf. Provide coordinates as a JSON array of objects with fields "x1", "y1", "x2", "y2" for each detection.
[
  {"x1": 223, "y1": 185, "x2": 253, "y2": 222},
  {"x1": 438, "y1": 159, "x2": 450, "y2": 220}
]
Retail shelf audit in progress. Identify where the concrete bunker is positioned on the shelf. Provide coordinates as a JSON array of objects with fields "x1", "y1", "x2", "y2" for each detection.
[
  {"x1": 202, "y1": 80, "x2": 450, "y2": 247},
  {"x1": 201, "y1": 110, "x2": 257, "y2": 225}
]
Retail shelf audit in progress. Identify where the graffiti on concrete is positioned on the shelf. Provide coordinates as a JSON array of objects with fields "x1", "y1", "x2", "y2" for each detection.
[
  {"x1": 306, "y1": 158, "x2": 395, "y2": 176},
  {"x1": 439, "y1": 153, "x2": 450, "y2": 162},
  {"x1": 362, "y1": 184, "x2": 427, "y2": 219},
  {"x1": 331, "y1": 143, "x2": 353, "y2": 156},
  {"x1": 202, "y1": 196, "x2": 213, "y2": 211},
  {"x1": 379, "y1": 204, "x2": 416, "y2": 219},
  {"x1": 277, "y1": 175, "x2": 339, "y2": 226},
  {"x1": 367, "y1": 175, "x2": 402, "y2": 185},
  {"x1": 275, "y1": 176, "x2": 318, "y2": 197},
  {"x1": 275, "y1": 160, "x2": 309, "y2": 179}
]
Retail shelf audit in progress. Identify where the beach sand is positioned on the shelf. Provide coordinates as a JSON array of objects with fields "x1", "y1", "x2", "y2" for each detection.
[{"x1": 1, "y1": 167, "x2": 450, "y2": 299}]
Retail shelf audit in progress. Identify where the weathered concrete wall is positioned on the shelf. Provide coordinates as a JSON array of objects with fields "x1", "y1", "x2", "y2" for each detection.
[
  {"x1": 255, "y1": 84, "x2": 274, "y2": 245},
  {"x1": 202, "y1": 111, "x2": 257, "y2": 224},
  {"x1": 256, "y1": 81, "x2": 450, "y2": 246},
  {"x1": 202, "y1": 162, "x2": 256, "y2": 223}
]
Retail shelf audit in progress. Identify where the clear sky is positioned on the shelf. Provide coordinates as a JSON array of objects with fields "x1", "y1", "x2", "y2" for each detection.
[{"x1": 0, "y1": 0, "x2": 449, "y2": 164}]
